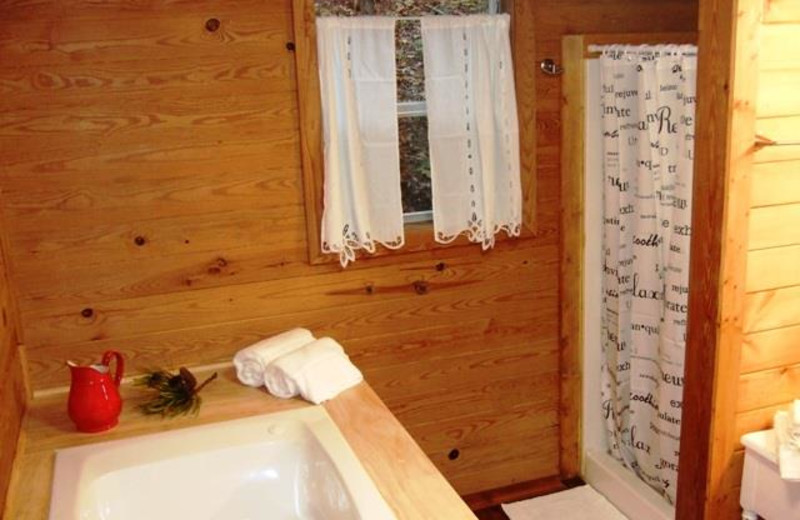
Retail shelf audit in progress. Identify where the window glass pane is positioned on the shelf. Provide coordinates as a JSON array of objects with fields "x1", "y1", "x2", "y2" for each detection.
[
  {"x1": 399, "y1": 117, "x2": 432, "y2": 214},
  {"x1": 315, "y1": 0, "x2": 492, "y2": 217},
  {"x1": 315, "y1": 0, "x2": 489, "y2": 17},
  {"x1": 396, "y1": 21, "x2": 424, "y2": 102},
  {"x1": 315, "y1": 1, "x2": 491, "y2": 100},
  {"x1": 315, "y1": 1, "x2": 356, "y2": 16}
]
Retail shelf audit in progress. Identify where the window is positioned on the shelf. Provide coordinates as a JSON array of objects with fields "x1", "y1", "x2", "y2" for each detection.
[{"x1": 315, "y1": 0, "x2": 499, "y2": 223}]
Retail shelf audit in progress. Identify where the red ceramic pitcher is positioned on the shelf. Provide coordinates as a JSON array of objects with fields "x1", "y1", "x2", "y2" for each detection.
[{"x1": 67, "y1": 351, "x2": 124, "y2": 433}]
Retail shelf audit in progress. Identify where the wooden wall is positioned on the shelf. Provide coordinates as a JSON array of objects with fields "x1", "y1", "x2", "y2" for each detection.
[
  {"x1": 678, "y1": 0, "x2": 800, "y2": 518},
  {"x1": 0, "y1": 221, "x2": 27, "y2": 514},
  {"x1": 738, "y1": 0, "x2": 800, "y2": 431},
  {"x1": 0, "y1": 0, "x2": 696, "y2": 497},
  {"x1": 731, "y1": 0, "x2": 800, "y2": 514}
]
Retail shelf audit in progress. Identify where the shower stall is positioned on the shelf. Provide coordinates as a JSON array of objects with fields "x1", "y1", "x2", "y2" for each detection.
[{"x1": 561, "y1": 33, "x2": 699, "y2": 520}]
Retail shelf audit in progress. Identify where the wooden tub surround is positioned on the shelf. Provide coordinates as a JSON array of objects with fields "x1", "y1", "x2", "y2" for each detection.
[{"x1": 4, "y1": 366, "x2": 476, "y2": 520}]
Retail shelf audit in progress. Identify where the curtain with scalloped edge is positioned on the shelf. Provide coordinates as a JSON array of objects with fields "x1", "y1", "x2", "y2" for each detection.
[
  {"x1": 317, "y1": 17, "x2": 404, "y2": 267},
  {"x1": 599, "y1": 44, "x2": 697, "y2": 505},
  {"x1": 421, "y1": 14, "x2": 521, "y2": 249}
]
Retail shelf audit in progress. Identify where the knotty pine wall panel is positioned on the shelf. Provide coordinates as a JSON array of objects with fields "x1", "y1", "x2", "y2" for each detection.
[
  {"x1": 0, "y1": 0, "x2": 696, "y2": 495},
  {"x1": 0, "y1": 225, "x2": 26, "y2": 514},
  {"x1": 709, "y1": 6, "x2": 800, "y2": 518}
]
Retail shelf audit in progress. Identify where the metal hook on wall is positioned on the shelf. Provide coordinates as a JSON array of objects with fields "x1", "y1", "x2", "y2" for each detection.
[{"x1": 540, "y1": 58, "x2": 564, "y2": 76}]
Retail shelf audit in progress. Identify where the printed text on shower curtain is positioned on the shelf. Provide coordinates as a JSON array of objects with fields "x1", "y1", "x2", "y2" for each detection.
[{"x1": 599, "y1": 45, "x2": 697, "y2": 504}]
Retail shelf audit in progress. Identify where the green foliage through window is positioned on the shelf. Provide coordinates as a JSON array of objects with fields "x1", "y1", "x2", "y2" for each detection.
[{"x1": 315, "y1": 0, "x2": 492, "y2": 215}]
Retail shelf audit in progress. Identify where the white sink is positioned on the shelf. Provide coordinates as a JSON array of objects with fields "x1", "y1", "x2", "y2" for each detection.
[{"x1": 48, "y1": 406, "x2": 396, "y2": 520}]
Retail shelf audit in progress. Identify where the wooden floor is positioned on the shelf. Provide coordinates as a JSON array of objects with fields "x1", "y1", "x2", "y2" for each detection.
[{"x1": 474, "y1": 506, "x2": 511, "y2": 520}]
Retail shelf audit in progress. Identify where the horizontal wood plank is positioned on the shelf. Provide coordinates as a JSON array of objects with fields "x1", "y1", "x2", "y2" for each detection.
[
  {"x1": 757, "y1": 70, "x2": 800, "y2": 119},
  {"x1": 1, "y1": 166, "x2": 302, "y2": 225},
  {"x1": 0, "y1": 0, "x2": 291, "y2": 21},
  {"x1": 746, "y1": 245, "x2": 800, "y2": 292},
  {"x1": 0, "y1": 91, "x2": 298, "y2": 152},
  {"x1": 742, "y1": 324, "x2": 800, "y2": 374},
  {"x1": 748, "y1": 204, "x2": 800, "y2": 249},
  {"x1": 0, "y1": 9, "x2": 291, "y2": 67},
  {"x1": 368, "y1": 341, "x2": 558, "y2": 412},
  {"x1": 738, "y1": 362, "x2": 800, "y2": 412},
  {"x1": 0, "y1": 55, "x2": 295, "y2": 105},
  {"x1": 756, "y1": 116, "x2": 800, "y2": 155},
  {"x1": 759, "y1": 23, "x2": 800, "y2": 71},
  {"x1": 425, "y1": 424, "x2": 560, "y2": 495},
  {"x1": 9, "y1": 208, "x2": 306, "y2": 276},
  {"x1": 750, "y1": 160, "x2": 800, "y2": 207},
  {"x1": 764, "y1": 0, "x2": 800, "y2": 23},
  {"x1": 744, "y1": 284, "x2": 800, "y2": 333}
]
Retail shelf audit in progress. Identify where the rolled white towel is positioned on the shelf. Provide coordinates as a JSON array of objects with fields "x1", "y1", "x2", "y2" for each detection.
[
  {"x1": 792, "y1": 399, "x2": 800, "y2": 431},
  {"x1": 233, "y1": 328, "x2": 315, "y2": 387},
  {"x1": 264, "y1": 337, "x2": 363, "y2": 404},
  {"x1": 788, "y1": 400, "x2": 800, "y2": 448},
  {"x1": 775, "y1": 410, "x2": 800, "y2": 481}
]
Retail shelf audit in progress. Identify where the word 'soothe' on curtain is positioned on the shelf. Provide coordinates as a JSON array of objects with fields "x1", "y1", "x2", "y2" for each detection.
[
  {"x1": 421, "y1": 14, "x2": 522, "y2": 249},
  {"x1": 316, "y1": 17, "x2": 404, "y2": 267},
  {"x1": 599, "y1": 44, "x2": 697, "y2": 504}
]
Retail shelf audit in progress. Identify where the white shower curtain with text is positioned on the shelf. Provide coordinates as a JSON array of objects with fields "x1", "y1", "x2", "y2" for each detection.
[{"x1": 599, "y1": 45, "x2": 697, "y2": 504}]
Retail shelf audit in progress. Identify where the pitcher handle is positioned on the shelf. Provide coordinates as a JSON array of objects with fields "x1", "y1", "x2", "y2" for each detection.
[{"x1": 102, "y1": 350, "x2": 124, "y2": 387}]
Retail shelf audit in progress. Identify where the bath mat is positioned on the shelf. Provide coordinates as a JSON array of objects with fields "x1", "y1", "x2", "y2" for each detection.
[{"x1": 502, "y1": 485, "x2": 629, "y2": 520}]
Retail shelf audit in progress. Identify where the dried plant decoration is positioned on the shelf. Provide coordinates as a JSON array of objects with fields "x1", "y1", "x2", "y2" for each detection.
[{"x1": 136, "y1": 367, "x2": 218, "y2": 418}]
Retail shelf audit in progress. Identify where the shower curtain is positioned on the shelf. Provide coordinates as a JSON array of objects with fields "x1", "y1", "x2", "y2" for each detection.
[{"x1": 599, "y1": 45, "x2": 697, "y2": 504}]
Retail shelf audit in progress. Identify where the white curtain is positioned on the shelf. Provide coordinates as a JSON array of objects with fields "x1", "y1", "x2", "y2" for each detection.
[
  {"x1": 599, "y1": 45, "x2": 697, "y2": 504},
  {"x1": 316, "y1": 17, "x2": 404, "y2": 267},
  {"x1": 421, "y1": 15, "x2": 521, "y2": 249}
]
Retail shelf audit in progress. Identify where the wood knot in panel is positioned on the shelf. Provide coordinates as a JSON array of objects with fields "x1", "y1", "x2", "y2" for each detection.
[{"x1": 205, "y1": 18, "x2": 221, "y2": 33}]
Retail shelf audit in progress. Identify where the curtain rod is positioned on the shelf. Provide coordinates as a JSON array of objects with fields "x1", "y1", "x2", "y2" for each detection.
[
  {"x1": 351, "y1": 15, "x2": 501, "y2": 21},
  {"x1": 587, "y1": 44, "x2": 697, "y2": 56}
]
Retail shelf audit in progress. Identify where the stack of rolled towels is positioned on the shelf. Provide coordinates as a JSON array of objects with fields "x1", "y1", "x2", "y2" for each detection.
[
  {"x1": 233, "y1": 328, "x2": 363, "y2": 405},
  {"x1": 774, "y1": 399, "x2": 800, "y2": 481}
]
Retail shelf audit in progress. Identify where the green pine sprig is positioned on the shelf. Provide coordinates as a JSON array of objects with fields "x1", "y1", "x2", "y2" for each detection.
[{"x1": 135, "y1": 367, "x2": 218, "y2": 418}]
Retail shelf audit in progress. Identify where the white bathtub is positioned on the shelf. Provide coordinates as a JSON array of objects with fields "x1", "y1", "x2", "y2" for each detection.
[{"x1": 48, "y1": 406, "x2": 396, "y2": 520}]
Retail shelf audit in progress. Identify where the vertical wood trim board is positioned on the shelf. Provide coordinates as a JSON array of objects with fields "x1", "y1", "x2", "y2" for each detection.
[
  {"x1": 0, "y1": 210, "x2": 26, "y2": 515},
  {"x1": 292, "y1": 0, "x2": 325, "y2": 264},
  {"x1": 514, "y1": 0, "x2": 538, "y2": 234},
  {"x1": 676, "y1": 0, "x2": 760, "y2": 518},
  {"x1": 559, "y1": 34, "x2": 586, "y2": 479}
]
